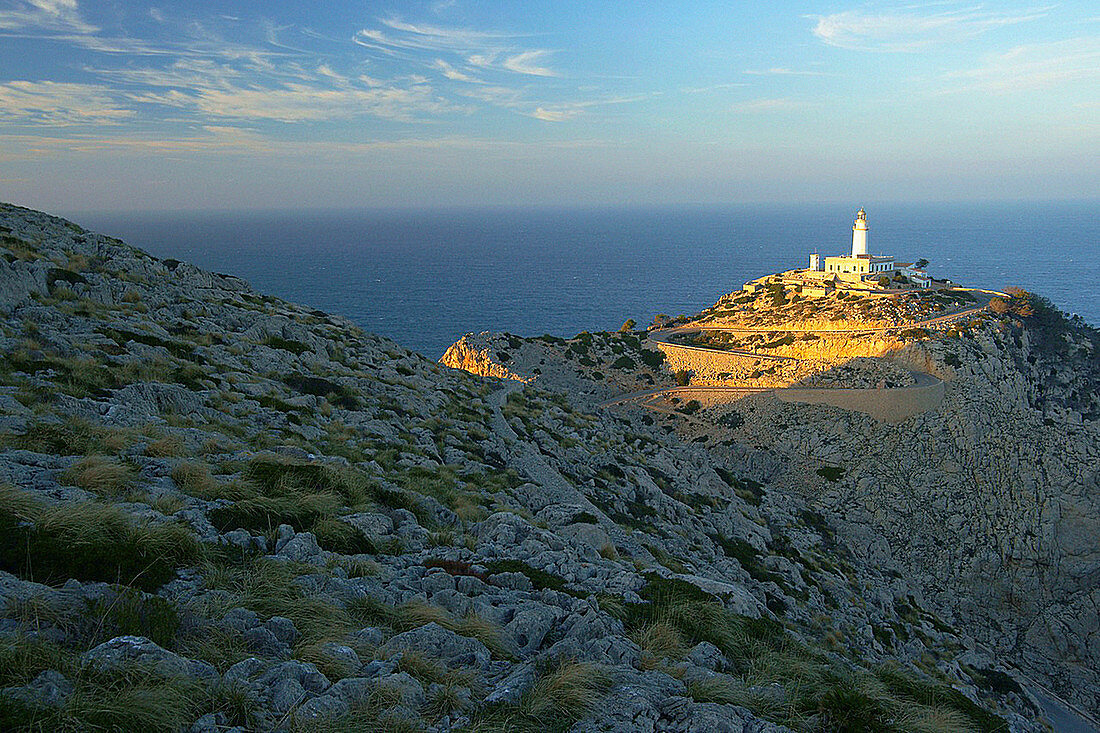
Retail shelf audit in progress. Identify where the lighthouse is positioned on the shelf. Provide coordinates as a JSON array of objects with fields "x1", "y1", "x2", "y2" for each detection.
[{"x1": 851, "y1": 208, "x2": 869, "y2": 256}]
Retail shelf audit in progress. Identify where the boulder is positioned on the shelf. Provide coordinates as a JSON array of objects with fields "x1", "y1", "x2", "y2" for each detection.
[{"x1": 383, "y1": 622, "x2": 492, "y2": 670}]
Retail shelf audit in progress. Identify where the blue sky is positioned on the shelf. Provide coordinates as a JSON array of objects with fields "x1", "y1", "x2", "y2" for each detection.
[{"x1": 0, "y1": 0, "x2": 1096, "y2": 211}]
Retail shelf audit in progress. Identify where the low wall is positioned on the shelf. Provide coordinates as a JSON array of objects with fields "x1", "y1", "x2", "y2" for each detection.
[
  {"x1": 652, "y1": 338, "x2": 800, "y2": 383},
  {"x1": 775, "y1": 379, "x2": 944, "y2": 423}
]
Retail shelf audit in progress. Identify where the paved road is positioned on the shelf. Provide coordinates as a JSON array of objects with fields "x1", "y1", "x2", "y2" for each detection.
[{"x1": 598, "y1": 371, "x2": 941, "y2": 410}]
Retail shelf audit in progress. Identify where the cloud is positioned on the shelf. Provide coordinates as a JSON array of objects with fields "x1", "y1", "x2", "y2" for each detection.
[
  {"x1": 354, "y1": 17, "x2": 557, "y2": 77},
  {"x1": 681, "y1": 82, "x2": 747, "y2": 94},
  {"x1": 531, "y1": 106, "x2": 579, "y2": 122},
  {"x1": 743, "y1": 67, "x2": 830, "y2": 76},
  {"x1": 187, "y1": 83, "x2": 472, "y2": 123},
  {"x1": 0, "y1": 0, "x2": 98, "y2": 35},
  {"x1": 0, "y1": 80, "x2": 132, "y2": 124},
  {"x1": 730, "y1": 97, "x2": 804, "y2": 113},
  {"x1": 432, "y1": 59, "x2": 478, "y2": 82},
  {"x1": 501, "y1": 50, "x2": 556, "y2": 77},
  {"x1": 527, "y1": 95, "x2": 646, "y2": 122},
  {"x1": 809, "y1": 7, "x2": 1050, "y2": 52},
  {"x1": 942, "y1": 37, "x2": 1100, "y2": 93}
]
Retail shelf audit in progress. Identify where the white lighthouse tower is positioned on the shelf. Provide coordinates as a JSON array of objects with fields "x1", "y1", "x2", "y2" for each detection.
[{"x1": 851, "y1": 208, "x2": 869, "y2": 256}]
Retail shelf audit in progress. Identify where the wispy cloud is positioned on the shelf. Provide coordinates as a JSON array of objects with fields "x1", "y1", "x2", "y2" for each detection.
[
  {"x1": 0, "y1": 80, "x2": 132, "y2": 124},
  {"x1": 681, "y1": 82, "x2": 747, "y2": 94},
  {"x1": 432, "y1": 59, "x2": 478, "y2": 82},
  {"x1": 743, "y1": 67, "x2": 830, "y2": 77},
  {"x1": 941, "y1": 37, "x2": 1100, "y2": 93},
  {"x1": 354, "y1": 17, "x2": 558, "y2": 77},
  {"x1": 527, "y1": 95, "x2": 647, "y2": 122},
  {"x1": 500, "y1": 50, "x2": 557, "y2": 77},
  {"x1": 809, "y1": 6, "x2": 1051, "y2": 52},
  {"x1": 730, "y1": 97, "x2": 805, "y2": 113},
  {"x1": 0, "y1": 0, "x2": 98, "y2": 35}
]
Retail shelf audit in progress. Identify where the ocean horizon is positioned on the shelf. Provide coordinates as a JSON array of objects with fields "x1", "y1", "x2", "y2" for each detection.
[{"x1": 77, "y1": 201, "x2": 1099, "y2": 358}]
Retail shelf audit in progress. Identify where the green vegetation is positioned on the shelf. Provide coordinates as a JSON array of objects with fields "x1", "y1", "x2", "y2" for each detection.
[
  {"x1": 482, "y1": 559, "x2": 585, "y2": 599},
  {"x1": 610, "y1": 355, "x2": 636, "y2": 370},
  {"x1": 610, "y1": 575, "x2": 1007, "y2": 732},
  {"x1": 63, "y1": 455, "x2": 135, "y2": 498},
  {"x1": 816, "y1": 466, "x2": 844, "y2": 482},
  {"x1": 0, "y1": 485, "x2": 202, "y2": 592},
  {"x1": 466, "y1": 659, "x2": 613, "y2": 733},
  {"x1": 283, "y1": 373, "x2": 360, "y2": 410},
  {"x1": 202, "y1": 456, "x2": 389, "y2": 553},
  {"x1": 261, "y1": 335, "x2": 312, "y2": 355},
  {"x1": 677, "y1": 399, "x2": 701, "y2": 415}
]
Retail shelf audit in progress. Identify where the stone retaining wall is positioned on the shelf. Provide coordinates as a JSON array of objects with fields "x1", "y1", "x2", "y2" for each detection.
[{"x1": 652, "y1": 339, "x2": 801, "y2": 384}]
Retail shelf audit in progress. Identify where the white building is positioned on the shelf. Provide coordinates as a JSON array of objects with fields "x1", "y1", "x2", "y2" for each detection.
[
  {"x1": 852, "y1": 207, "x2": 869, "y2": 255},
  {"x1": 823, "y1": 208, "x2": 895, "y2": 275}
]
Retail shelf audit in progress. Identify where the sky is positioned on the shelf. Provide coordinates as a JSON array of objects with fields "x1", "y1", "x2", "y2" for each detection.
[{"x1": 0, "y1": 0, "x2": 1097, "y2": 212}]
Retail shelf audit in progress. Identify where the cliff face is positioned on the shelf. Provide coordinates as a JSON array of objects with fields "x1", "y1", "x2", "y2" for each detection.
[
  {"x1": 439, "y1": 334, "x2": 533, "y2": 383},
  {"x1": 0, "y1": 202, "x2": 1086, "y2": 732}
]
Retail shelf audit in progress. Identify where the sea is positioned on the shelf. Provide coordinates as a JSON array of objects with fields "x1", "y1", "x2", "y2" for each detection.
[{"x1": 78, "y1": 202, "x2": 1098, "y2": 359}]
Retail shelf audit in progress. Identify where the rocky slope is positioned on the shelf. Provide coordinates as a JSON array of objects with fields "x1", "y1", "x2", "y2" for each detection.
[
  {"x1": 0, "y1": 202, "x2": 1084, "y2": 732},
  {"x1": 446, "y1": 277, "x2": 1100, "y2": 724}
]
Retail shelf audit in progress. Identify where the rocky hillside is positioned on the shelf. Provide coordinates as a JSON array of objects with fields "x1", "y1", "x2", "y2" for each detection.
[
  {"x1": 0, "y1": 202, "x2": 1086, "y2": 732},
  {"x1": 444, "y1": 276, "x2": 1100, "y2": 726}
]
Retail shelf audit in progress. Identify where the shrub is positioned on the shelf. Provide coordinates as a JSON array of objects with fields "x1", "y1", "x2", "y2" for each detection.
[
  {"x1": 84, "y1": 588, "x2": 181, "y2": 648},
  {"x1": 674, "y1": 369, "x2": 691, "y2": 386},
  {"x1": 206, "y1": 456, "x2": 378, "y2": 548},
  {"x1": 639, "y1": 349, "x2": 665, "y2": 369},
  {"x1": 619, "y1": 319, "x2": 636, "y2": 332},
  {"x1": 283, "y1": 374, "x2": 359, "y2": 410},
  {"x1": 262, "y1": 336, "x2": 311, "y2": 355},
  {"x1": 677, "y1": 399, "x2": 701, "y2": 415},
  {"x1": 611, "y1": 356, "x2": 636, "y2": 371},
  {"x1": 482, "y1": 559, "x2": 583, "y2": 598},
  {"x1": 0, "y1": 663, "x2": 205, "y2": 733}
]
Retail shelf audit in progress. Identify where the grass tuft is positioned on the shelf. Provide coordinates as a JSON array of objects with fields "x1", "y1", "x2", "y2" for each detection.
[
  {"x1": 467, "y1": 659, "x2": 612, "y2": 733},
  {"x1": 0, "y1": 486, "x2": 202, "y2": 591},
  {"x1": 63, "y1": 456, "x2": 134, "y2": 497}
]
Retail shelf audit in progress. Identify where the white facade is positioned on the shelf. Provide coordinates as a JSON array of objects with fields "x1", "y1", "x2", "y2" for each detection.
[
  {"x1": 809, "y1": 253, "x2": 822, "y2": 271},
  {"x1": 824, "y1": 254, "x2": 894, "y2": 274},
  {"x1": 851, "y1": 208, "x2": 869, "y2": 256}
]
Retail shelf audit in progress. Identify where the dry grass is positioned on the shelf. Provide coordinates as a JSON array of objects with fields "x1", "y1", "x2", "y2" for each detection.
[
  {"x1": 151, "y1": 493, "x2": 186, "y2": 515},
  {"x1": 63, "y1": 456, "x2": 135, "y2": 497},
  {"x1": 145, "y1": 435, "x2": 186, "y2": 457},
  {"x1": 0, "y1": 486, "x2": 203, "y2": 591},
  {"x1": 632, "y1": 622, "x2": 688, "y2": 668},
  {"x1": 170, "y1": 461, "x2": 220, "y2": 498},
  {"x1": 467, "y1": 659, "x2": 613, "y2": 733}
]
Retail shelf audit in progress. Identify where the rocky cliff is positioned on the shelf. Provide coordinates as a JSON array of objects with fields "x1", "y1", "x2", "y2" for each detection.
[{"x1": 0, "y1": 202, "x2": 1090, "y2": 732}]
